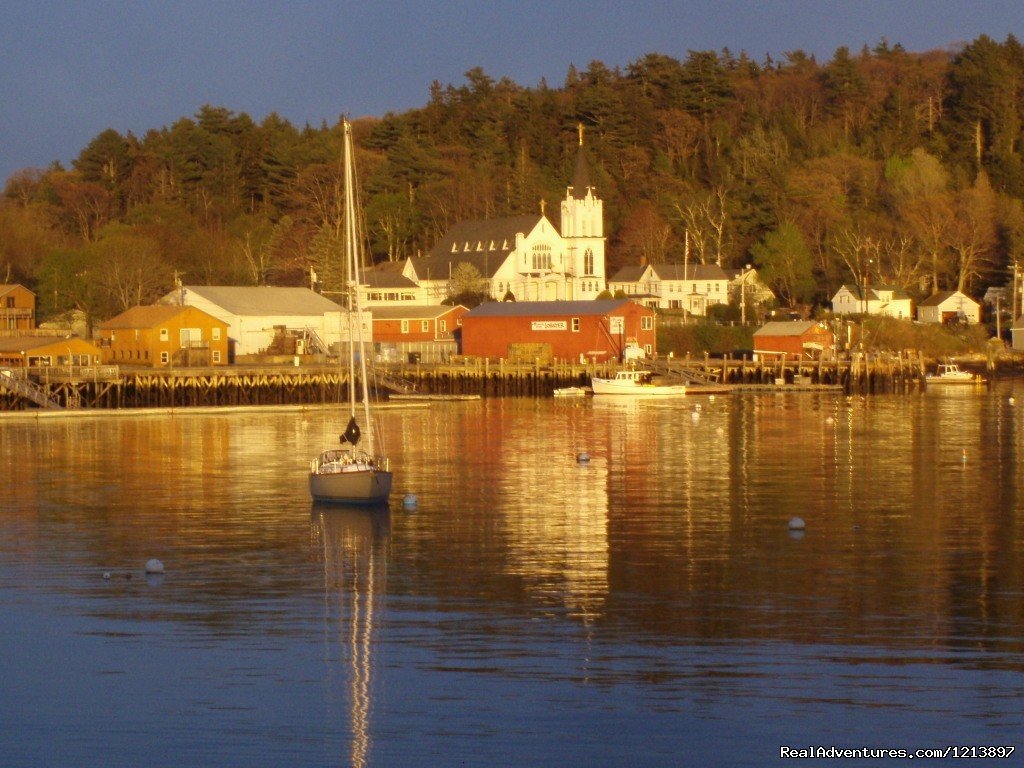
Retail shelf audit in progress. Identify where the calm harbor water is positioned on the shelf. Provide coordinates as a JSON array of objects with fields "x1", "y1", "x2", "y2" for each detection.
[{"x1": 2, "y1": 387, "x2": 1023, "y2": 767}]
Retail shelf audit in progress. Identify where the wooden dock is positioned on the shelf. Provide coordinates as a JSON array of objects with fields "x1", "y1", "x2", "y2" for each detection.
[{"x1": 0, "y1": 350, "x2": 934, "y2": 411}]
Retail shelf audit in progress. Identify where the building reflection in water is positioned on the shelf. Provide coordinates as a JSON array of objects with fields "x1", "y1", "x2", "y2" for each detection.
[{"x1": 311, "y1": 504, "x2": 390, "y2": 768}]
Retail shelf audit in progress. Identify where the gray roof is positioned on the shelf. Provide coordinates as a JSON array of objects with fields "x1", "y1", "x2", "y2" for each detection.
[
  {"x1": 651, "y1": 263, "x2": 730, "y2": 281},
  {"x1": 360, "y1": 270, "x2": 419, "y2": 289},
  {"x1": 753, "y1": 321, "x2": 821, "y2": 337},
  {"x1": 371, "y1": 305, "x2": 465, "y2": 321},
  {"x1": 416, "y1": 215, "x2": 544, "y2": 279},
  {"x1": 608, "y1": 263, "x2": 730, "y2": 283},
  {"x1": 835, "y1": 284, "x2": 912, "y2": 301},
  {"x1": 918, "y1": 290, "x2": 977, "y2": 307},
  {"x1": 608, "y1": 265, "x2": 648, "y2": 282},
  {"x1": 465, "y1": 299, "x2": 633, "y2": 318},
  {"x1": 175, "y1": 286, "x2": 343, "y2": 316}
]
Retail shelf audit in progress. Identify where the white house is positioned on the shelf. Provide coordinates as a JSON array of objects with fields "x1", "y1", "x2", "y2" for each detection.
[
  {"x1": 831, "y1": 284, "x2": 913, "y2": 319},
  {"x1": 357, "y1": 266, "x2": 428, "y2": 308},
  {"x1": 607, "y1": 263, "x2": 731, "y2": 315},
  {"x1": 916, "y1": 290, "x2": 981, "y2": 324},
  {"x1": 161, "y1": 285, "x2": 369, "y2": 357},
  {"x1": 398, "y1": 137, "x2": 606, "y2": 304}
]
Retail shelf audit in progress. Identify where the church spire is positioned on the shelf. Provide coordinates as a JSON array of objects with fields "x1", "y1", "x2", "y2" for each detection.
[{"x1": 570, "y1": 125, "x2": 593, "y2": 200}]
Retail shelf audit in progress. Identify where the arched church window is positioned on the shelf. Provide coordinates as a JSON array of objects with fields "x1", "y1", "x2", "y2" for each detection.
[
  {"x1": 584, "y1": 249, "x2": 595, "y2": 276},
  {"x1": 531, "y1": 244, "x2": 552, "y2": 271}
]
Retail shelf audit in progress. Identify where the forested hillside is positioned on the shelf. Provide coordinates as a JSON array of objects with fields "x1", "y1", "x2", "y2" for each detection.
[{"x1": 4, "y1": 34, "x2": 1024, "y2": 323}]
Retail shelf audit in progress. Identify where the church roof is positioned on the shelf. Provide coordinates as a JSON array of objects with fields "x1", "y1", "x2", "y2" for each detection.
[{"x1": 417, "y1": 215, "x2": 543, "y2": 279}]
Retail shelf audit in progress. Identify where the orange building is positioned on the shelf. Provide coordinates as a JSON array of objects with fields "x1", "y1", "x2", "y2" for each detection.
[
  {"x1": 461, "y1": 300, "x2": 656, "y2": 362},
  {"x1": 0, "y1": 336, "x2": 102, "y2": 367},
  {"x1": 0, "y1": 284, "x2": 36, "y2": 330},
  {"x1": 370, "y1": 305, "x2": 468, "y2": 343},
  {"x1": 753, "y1": 320, "x2": 834, "y2": 361},
  {"x1": 97, "y1": 305, "x2": 230, "y2": 367}
]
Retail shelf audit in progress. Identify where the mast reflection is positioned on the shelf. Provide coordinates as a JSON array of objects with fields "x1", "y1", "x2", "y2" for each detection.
[{"x1": 312, "y1": 503, "x2": 390, "y2": 768}]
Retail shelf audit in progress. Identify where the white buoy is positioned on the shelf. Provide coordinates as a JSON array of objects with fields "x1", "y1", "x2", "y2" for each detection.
[
  {"x1": 403, "y1": 493, "x2": 418, "y2": 508},
  {"x1": 709, "y1": 395, "x2": 716, "y2": 402},
  {"x1": 691, "y1": 411, "x2": 700, "y2": 422},
  {"x1": 962, "y1": 449, "x2": 967, "y2": 463},
  {"x1": 103, "y1": 571, "x2": 111, "y2": 580},
  {"x1": 716, "y1": 427, "x2": 724, "y2": 436},
  {"x1": 576, "y1": 451, "x2": 590, "y2": 464},
  {"x1": 145, "y1": 558, "x2": 164, "y2": 574},
  {"x1": 1009, "y1": 397, "x2": 1016, "y2": 405},
  {"x1": 788, "y1": 516, "x2": 806, "y2": 531},
  {"x1": 825, "y1": 416, "x2": 835, "y2": 425}
]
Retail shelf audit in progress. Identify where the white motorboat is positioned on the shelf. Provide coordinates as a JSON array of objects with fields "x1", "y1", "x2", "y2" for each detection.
[
  {"x1": 553, "y1": 386, "x2": 589, "y2": 397},
  {"x1": 925, "y1": 362, "x2": 984, "y2": 386},
  {"x1": 310, "y1": 120, "x2": 393, "y2": 505},
  {"x1": 590, "y1": 369, "x2": 687, "y2": 396}
]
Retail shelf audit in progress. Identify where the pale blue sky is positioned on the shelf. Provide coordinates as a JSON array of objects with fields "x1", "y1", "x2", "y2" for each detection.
[{"x1": 2, "y1": 0, "x2": 1023, "y2": 182}]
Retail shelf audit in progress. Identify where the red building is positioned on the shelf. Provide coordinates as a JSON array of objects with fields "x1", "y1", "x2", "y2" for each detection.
[
  {"x1": 753, "y1": 320, "x2": 834, "y2": 360},
  {"x1": 461, "y1": 300, "x2": 656, "y2": 362},
  {"x1": 371, "y1": 305, "x2": 468, "y2": 343}
]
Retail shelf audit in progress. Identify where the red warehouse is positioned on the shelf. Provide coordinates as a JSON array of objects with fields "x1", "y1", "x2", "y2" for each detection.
[
  {"x1": 370, "y1": 305, "x2": 468, "y2": 343},
  {"x1": 461, "y1": 300, "x2": 656, "y2": 362}
]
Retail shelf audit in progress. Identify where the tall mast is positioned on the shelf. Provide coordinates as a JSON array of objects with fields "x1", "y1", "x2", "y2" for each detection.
[{"x1": 343, "y1": 120, "x2": 376, "y2": 456}]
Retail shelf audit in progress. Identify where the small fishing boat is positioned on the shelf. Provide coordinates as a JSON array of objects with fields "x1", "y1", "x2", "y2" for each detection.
[
  {"x1": 590, "y1": 370, "x2": 687, "y2": 396},
  {"x1": 925, "y1": 362, "x2": 984, "y2": 386},
  {"x1": 310, "y1": 120, "x2": 393, "y2": 505},
  {"x1": 553, "y1": 386, "x2": 589, "y2": 398}
]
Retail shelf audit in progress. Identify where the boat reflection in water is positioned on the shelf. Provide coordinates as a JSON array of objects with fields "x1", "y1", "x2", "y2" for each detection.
[{"x1": 311, "y1": 503, "x2": 390, "y2": 768}]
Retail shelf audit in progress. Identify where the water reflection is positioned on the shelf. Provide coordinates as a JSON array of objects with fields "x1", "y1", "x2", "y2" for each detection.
[{"x1": 311, "y1": 503, "x2": 390, "y2": 768}]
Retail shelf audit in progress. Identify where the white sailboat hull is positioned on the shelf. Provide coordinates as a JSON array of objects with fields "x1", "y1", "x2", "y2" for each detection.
[{"x1": 310, "y1": 465, "x2": 393, "y2": 505}]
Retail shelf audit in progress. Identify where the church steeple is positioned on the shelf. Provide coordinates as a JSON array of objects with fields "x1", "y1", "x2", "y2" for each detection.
[
  {"x1": 560, "y1": 125, "x2": 605, "y2": 298},
  {"x1": 570, "y1": 123, "x2": 593, "y2": 200}
]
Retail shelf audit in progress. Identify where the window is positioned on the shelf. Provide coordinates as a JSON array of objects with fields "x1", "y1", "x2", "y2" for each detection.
[
  {"x1": 531, "y1": 244, "x2": 552, "y2": 271},
  {"x1": 571, "y1": 317, "x2": 580, "y2": 332},
  {"x1": 421, "y1": 320, "x2": 429, "y2": 332},
  {"x1": 400, "y1": 320, "x2": 409, "y2": 334},
  {"x1": 159, "y1": 328, "x2": 168, "y2": 341},
  {"x1": 160, "y1": 351, "x2": 168, "y2": 364},
  {"x1": 644, "y1": 344, "x2": 653, "y2": 355},
  {"x1": 212, "y1": 350, "x2": 221, "y2": 363},
  {"x1": 439, "y1": 320, "x2": 447, "y2": 333},
  {"x1": 212, "y1": 328, "x2": 221, "y2": 341},
  {"x1": 584, "y1": 249, "x2": 595, "y2": 276},
  {"x1": 641, "y1": 316, "x2": 653, "y2": 331}
]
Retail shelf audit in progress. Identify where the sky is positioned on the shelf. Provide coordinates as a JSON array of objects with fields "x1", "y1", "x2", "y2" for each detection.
[{"x1": 1, "y1": 0, "x2": 1023, "y2": 184}]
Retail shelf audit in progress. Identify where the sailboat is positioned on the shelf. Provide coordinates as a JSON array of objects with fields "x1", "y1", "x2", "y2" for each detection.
[{"x1": 309, "y1": 120, "x2": 393, "y2": 505}]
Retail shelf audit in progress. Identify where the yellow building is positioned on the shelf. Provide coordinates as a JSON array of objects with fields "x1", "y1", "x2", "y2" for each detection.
[
  {"x1": 98, "y1": 305, "x2": 230, "y2": 367},
  {"x1": 0, "y1": 336, "x2": 102, "y2": 367}
]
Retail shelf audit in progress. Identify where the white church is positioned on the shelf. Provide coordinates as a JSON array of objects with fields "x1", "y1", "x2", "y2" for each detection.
[{"x1": 366, "y1": 131, "x2": 607, "y2": 306}]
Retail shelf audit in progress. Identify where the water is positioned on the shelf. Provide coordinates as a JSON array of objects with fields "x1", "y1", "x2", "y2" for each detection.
[{"x1": 2, "y1": 389, "x2": 1023, "y2": 767}]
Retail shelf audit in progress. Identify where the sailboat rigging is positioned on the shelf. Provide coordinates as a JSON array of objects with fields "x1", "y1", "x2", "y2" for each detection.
[{"x1": 309, "y1": 119, "x2": 393, "y2": 505}]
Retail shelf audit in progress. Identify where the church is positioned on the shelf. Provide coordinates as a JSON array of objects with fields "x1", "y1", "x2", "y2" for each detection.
[{"x1": 373, "y1": 131, "x2": 607, "y2": 305}]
